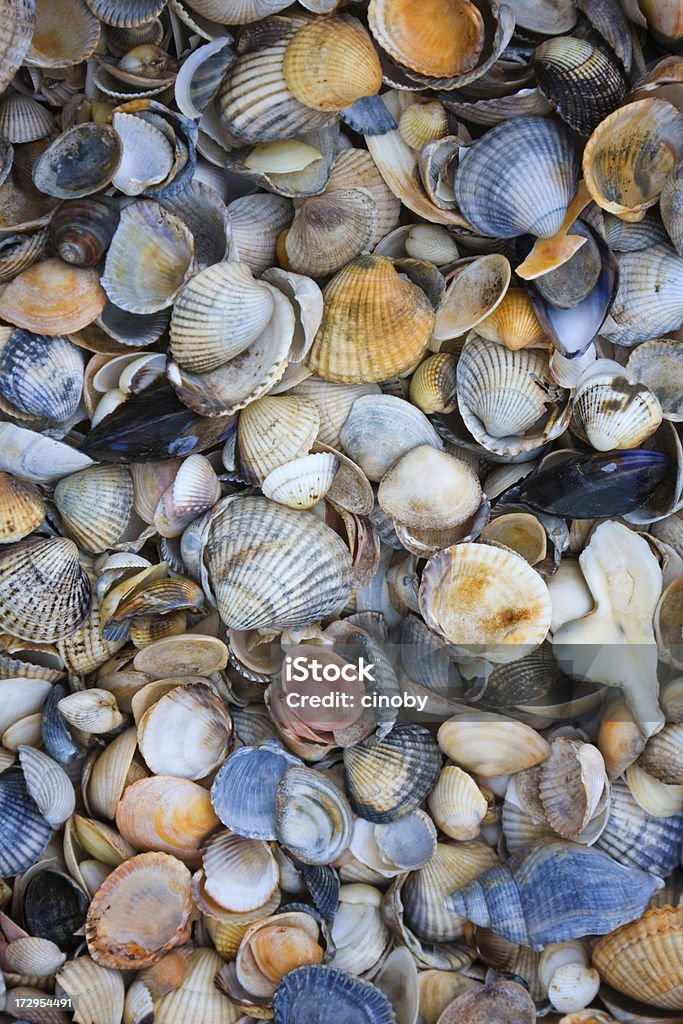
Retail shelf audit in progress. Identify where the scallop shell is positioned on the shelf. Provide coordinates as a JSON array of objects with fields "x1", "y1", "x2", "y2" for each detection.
[
  {"x1": 409, "y1": 353, "x2": 457, "y2": 414},
  {"x1": 368, "y1": 0, "x2": 484, "y2": 79},
  {"x1": 56, "y1": 955, "x2": 125, "y2": 1024},
  {"x1": 583, "y1": 99, "x2": 683, "y2": 218},
  {"x1": 0, "y1": 258, "x2": 106, "y2": 335},
  {"x1": 343, "y1": 723, "x2": 442, "y2": 823},
  {"x1": 0, "y1": 470, "x2": 45, "y2": 542},
  {"x1": 161, "y1": 182, "x2": 230, "y2": 271},
  {"x1": 533, "y1": 37, "x2": 626, "y2": 136},
  {"x1": 284, "y1": 188, "x2": 378, "y2": 278},
  {"x1": 456, "y1": 337, "x2": 570, "y2": 457},
  {"x1": 227, "y1": 193, "x2": 293, "y2": 276},
  {"x1": 169, "y1": 261, "x2": 275, "y2": 373},
  {"x1": 454, "y1": 116, "x2": 579, "y2": 239},
  {"x1": 83, "y1": 0, "x2": 168, "y2": 27},
  {"x1": 477, "y1": 288, "x2": 546, "y2": 350},
  {"x1": 182, "y1": 0, "x2": 290, "y2": 24},
  {"x1": 594, "y1": 778, "x2": 683, "y2": 878},
  {"x1": 307, "y1": 255, "x2": 434, "y2": 383},
  {"x1": 0, "y1": 0, "x2": 35, "y2": 95},
  {"x1": 592, "y1": 904, "x2": 683, "y2": 1010},
  {"x1": 0, "y1": 536, "x2": 91, "y2": 643},
  {"x1": 54, "y1": 465, "x2": 134, "y2": 553},
  {"x1": 102, "y1": 200, "x2": 195, "y2": 315},
  {"x1": 194, "y1": 828, "x2": 280, "y2": 923},
  {"x1": 86, "y1": 852, "x2": 193, "y2": 969},
  {"x1": 116, "y1": 776, "x2": 218, "y2": 866},
  {"x1": 274, "y1": 965, "x2": 395, "y2": 1024},
  {"x1": 0, "y1": 91, "x2": 55, "y2": 143},
  {"x1": 571, "y1": 372, "x2": 663, "y2": 451},
  {"x1": 283, "y1": 15, "x2": 382, "y2": 112},
  {"x1": 137, "y1": 681, "x2": 232, "y2": 779},
  {"x1": 206, "y1": 495, "x2": 353, "y2": 631},
  {"x1": 27, "y1": 0, "x2": 101, "y2": 68},
  {"x1": 420, "y1": 542, "x2": 552, "y2": 663}
]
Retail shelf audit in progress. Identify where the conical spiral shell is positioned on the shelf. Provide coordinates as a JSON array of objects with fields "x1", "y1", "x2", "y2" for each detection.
[
  {"x1": 50, "y1": 199, "x2": 119, "y2": 268},
  {"x1": 306, "y1": 255, "x2": 435, "y2": 383},
  {"x1": 170, "y1": 261, "x2": 275, "y2": 373},
  {"x1": 0, "y1": 536, "x2": 91, "y2": 642},
  {"x1": 454, "y1": 116, "x2": 579, "y2": 238},
  {"x1": 207, "y1": 495, "x2": 353, "y2": 631},
  {"x1": 54, "y1": 465, "x2": 134, "y2": 553},
  {"x1": 283, "y1": 15, "x2": 382, "y2": 112}
]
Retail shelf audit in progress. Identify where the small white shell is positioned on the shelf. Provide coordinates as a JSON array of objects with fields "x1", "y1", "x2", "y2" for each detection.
[
  {"x1": 262, "y1": 452, "x2": 338, "y2": 509},
  {"x1": 17, "y1": 744, "x2": 75, "y2": 827}
]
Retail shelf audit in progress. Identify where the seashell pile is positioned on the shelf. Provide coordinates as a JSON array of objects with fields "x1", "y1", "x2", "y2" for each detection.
[{"x1": 0, "y1": 0, "x2": 683, "y2": 1022}]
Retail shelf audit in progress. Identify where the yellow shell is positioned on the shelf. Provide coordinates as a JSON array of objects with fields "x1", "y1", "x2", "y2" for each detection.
[
  {"x1": 477, "y1": 288, "x2": 546, "y2": 350},
  {"x1": 116, "y1": 775, "x2": 219, "y2": 867},
  {"x1": 0, "y1": 471, "x2": 45, "y2": 543},
  {"x1": 398, "y1": 100, "x2": 449, "y2": 150},
  {"x1": 368, "y1": 0, "x2": 485, "y2": 78},
  {"x1": 592, "y1": 904, "x2": 683, "y2": 1009},
  {"x1": 583, "y1": 98, "x2": 683, "y2": 219},
  {"x1": 283, "y1": 15, "x2": 382, "y2": 112},
  {"x1": 409, "y1": 353, "x2": 457, "y2": 413},
  {"x1": 306, "y1": 255, "x2": 435, "y2": 383}
]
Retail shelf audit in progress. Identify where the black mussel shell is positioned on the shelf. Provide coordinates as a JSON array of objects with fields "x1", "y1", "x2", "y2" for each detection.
[
  {"x1": 80, "y1": 382, "x2": 236, "y2": 462},
  {"x1": 503, "y1": 449, "x2": 670, "y2": 518},
  {"x1": 23, "y1": 868, "x2": 88, "y2": 951}
]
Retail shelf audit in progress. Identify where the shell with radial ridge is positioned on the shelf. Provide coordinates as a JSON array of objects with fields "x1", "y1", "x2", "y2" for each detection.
[{"x1": 283, "y1": 15, "x2": 382, "y2": 112}]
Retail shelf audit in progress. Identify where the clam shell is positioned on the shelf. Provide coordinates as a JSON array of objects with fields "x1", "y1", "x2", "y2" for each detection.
[
  {"x1": 137, "y1": 681, "x2": 232, "y2": 779},
  {"x1": 626, "y1": 338, "x2": 683, "y2": 421},
  {"x1": 639, "y1": 722, "x2": 683, "y2": 784},
  {"x1": 0, "y1": 537, "x2": 91, "y2": 643},
  {"x1": 262, "y1": 452, "x2": 338, "y2": 509},
  {"x1": 420, "y1": 542, "x2": 552, "y2": 663},
  {"x1": 50, "y1": 199, "x2": 119, "y2": 267},
  {"x1": 169, "y1": 260, "x2": 275, "y2": 373},
  {"x1": 368, "y1": 0, "x2": 484, "y2": 79},
  {"x1": 132, "y1": 633, "x2": 228, "y2": 678},
  {"x1": 227, "y1": 193, "x2": 293, "y2": 275},
  {"x1": 87, "y1": 726, "x2": 138, "y2": 820},
  {"x1": 283, "y1": 15, "x2": 381, "y2": 112},
  {"x1": 276, "y1": 765, "x2": 353, "y2": 865},
  {"x1": 27, "y1": 0, "x2": 100, "y2": 68},
  {"x1": 17, "y1": 744, "x2": 75, "y2": 827},
  {"x1": 456, "y1": 337, "x2": 570, "y2": 456},
  {"x1": 340, "y1": 394, "x2": 443, "y2": 482},
  {"x1": 0, "y1": 470, "x2": 45, "y2": 542},
  {"x1": 378, "y1": 445, "x2": 482, "y2": 532},
  {"x1": 102, "y1": 200, "x2": 195, "y2": 315},
  {"x1": 661, "y1": 162, "x2": 683, "y2": 256},
  {"x1": 160, "y1": 181, "x2": 229, "y2": 270},
  {"x1": 235, "y1": 910, "x2": 325, "y2": 1000},
  {"x1": 55, "y1": 465, "x2": 134, "y2": 553},
  {"x1": 274, "y1": 965, "x2": 395, "y2": 1024},
  {"x1": 110, "y1": 111, "x2": 175, "y2": 196},
  {"x1": 592, "y1": 904, "x2": 683, "y2": 1009},
  {"x1": 571, "y1": 372, "x2": 663, "y2": 451},
  {"x1": 154, "y1": 453, "x2": 221, "y2": 537},
  {"x1": 0, "y1": 0, "x2": 34, "y2": 95},
  {"x1": 289, "y1": 378, "x2": 379, "y2": 449},
  {"x1": 399, "y1": 101, "x2": 449, "y2": 151},
  {"x1": 306, "y1": 255, "x2": 435, "y2": 383},
  {"x1": 595, "y1": 777, "x2": 683, "y2": 877},
  {"x1": 583, "y1": 98, "x2": 683, "y2": 218},
  {"x1": 210, "y1": 742, "x2": 301, "y2": 840},
  {"x1": 605, "y1": 244, "x2": 683, "y2": 347},
  {"x1": 626, "y1": 762, "x2": 683, "y2": 817},
  {"x1": 428, "y1": 766, "x2": 488, "y2": 841},
  {"x1": 0, "y1": 91, "x2": 55, "y2": 143},
  {"x1": 194, "y1": 828, "x2": 280, "y2": 922},
  {"x1": 56, "y1": 955, "x2": 124, "y2": 1024},
  {"x1": 533, "y1": 37, "x2": 626, "y2": 136},
  {"x1": 433, "y1": 254, "x2": 511, "y2": 343},
  {"x1": 0, "y1": 258, "x2": 106, "y2": 335},
  {"x1": 206, "y1": 495, "x2": 353, "y2": 631},
  {"x1": 343, "y1": 722, "x2": 442, "y2": 823},
  {"x1": 284, "y1": 188, "x2": 378, "y2": 278},
  {"x1": 438, "y1": 712, "x2": 550, "y2": 776},
  {"x1": 409, "y1": 353, "x2": 457, "y2": 414},
  {"x1": 86, "y1": 852, "x2": 193, "y2": 969},
  {"x1": 58, "y1": 689, "x2": 124, "y2": 734},
  {"x1": 57, "y1": 588, "x2": 127, "y2": 676},
  {"x1": 454, "y1": 116, "x2": 579, "y2": 239},
  {"x1": 237, "y1": 394, "x2": 320, "y2": 484},
  {"x1": 24, "y1": 866, "x2": 89, "y2": 951},
  {"x1": 0, "y1": 766, "x2": 52, "y2": 875},
  {"x1": 0, "y1": 227, "x2": 49, "y2": 283},
  {"x1": 479, "y1": 513, "x2": 547, "y2": 566},
  {"x1": 538, "y1": 736, "x2": 607, "y2": 839},
  {"x1": 116, "y1": 775, "x2": 218, "y2": 866}
]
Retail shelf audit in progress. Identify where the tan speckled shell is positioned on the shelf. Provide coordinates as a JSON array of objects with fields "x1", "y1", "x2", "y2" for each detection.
[{"x1": 592, "y1": 904, "x2": 683, "y2": 1009}]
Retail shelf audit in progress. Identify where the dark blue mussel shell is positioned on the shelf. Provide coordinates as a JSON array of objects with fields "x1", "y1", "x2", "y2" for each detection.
[
  {"x1": 502, "y1": 449, "x2": 670, "y2": 518},
  {"x1": 80, "y1": 382, "x2": 235, "y2": 462}
]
